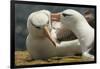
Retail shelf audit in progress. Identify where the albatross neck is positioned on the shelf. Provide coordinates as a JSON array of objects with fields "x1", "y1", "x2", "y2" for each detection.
[{"x1": 70, "y1": 21, "x2": 94, "y2": 47}]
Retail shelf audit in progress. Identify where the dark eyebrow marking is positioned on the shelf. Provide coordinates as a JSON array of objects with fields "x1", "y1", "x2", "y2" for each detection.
[
  {"x1": 62, "y1": 13, "x2": 72, "y2": 17},
  {"x1": 30, "y1": 21, "x2": 41, "y2": 29}
]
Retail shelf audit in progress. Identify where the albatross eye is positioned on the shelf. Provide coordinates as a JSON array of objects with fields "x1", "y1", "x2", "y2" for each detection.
[{"x1": 62, "y1": 13, "x2": 72, "y2": 17}]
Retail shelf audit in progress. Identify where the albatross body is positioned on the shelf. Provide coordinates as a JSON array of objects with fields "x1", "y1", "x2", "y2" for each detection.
[{"x1": 60, "y1": 9, "x2": 94, "y2": 59}]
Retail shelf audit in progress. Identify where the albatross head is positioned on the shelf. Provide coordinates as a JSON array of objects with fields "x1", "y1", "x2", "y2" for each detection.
[
  {"x1": 30, "y1": 10, "x2": 50, "y2": 28},
  {"x1": 61, "y1": 9, "x2": 87, "y2": 28}
]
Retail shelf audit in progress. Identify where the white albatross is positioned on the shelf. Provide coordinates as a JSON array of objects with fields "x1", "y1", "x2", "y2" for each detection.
[
  {"x1": 26, "y1": 10, "x2": 57, "y2": 59},
  {"x1": 26, "y1": 10, "x2": 82, "y2": 60},
  {"x1": 60, "y1": 9, "x2": 94, "y2": 59}
]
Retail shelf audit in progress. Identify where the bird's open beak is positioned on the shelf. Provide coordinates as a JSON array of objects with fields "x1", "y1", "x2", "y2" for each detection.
[{"x1": 43, "y1": 26, "x2": 56, "y2": 47}]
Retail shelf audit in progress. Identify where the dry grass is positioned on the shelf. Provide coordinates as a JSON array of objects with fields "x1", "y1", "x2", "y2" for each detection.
[{"x1": 15, "y1": 51, "x2": 94, "y2": 66}]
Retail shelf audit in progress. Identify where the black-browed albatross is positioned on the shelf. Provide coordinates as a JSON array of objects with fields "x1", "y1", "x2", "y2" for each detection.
[{"x1": 59, "y1": 9, "x2": 94, "y2": 59}]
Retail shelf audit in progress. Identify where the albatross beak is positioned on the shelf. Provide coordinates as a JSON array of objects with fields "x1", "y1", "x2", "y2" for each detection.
[{"x1": 43, "y1": 26, "x2": 56, "y2": 47}]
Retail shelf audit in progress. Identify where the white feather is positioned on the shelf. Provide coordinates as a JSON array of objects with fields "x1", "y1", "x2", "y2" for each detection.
[{"x1": 61, "y1": 9, "x2": 94, "y2": 59}]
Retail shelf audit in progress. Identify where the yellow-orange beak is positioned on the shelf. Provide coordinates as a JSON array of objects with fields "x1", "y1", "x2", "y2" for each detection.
[{"x1": 43, "y1": 26, "x2": 56, "y2": 47}]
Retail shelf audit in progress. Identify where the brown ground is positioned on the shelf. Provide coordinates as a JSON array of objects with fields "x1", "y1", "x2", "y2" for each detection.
[{"x1": 15, "y1": 51, "x2": 94, "y2": 66}]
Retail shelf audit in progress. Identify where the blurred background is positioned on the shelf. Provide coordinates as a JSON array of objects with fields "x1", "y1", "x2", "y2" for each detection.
[{"x1": 15, "y1": 3, "x2": 95, "y2": 51}]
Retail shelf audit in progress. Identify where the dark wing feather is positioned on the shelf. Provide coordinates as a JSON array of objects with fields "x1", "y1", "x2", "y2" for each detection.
[
  {"x1": 56, "y1": 27, "x2": 77, "y2": 42},
  {"x1": 84, "y1": 9, "x2": 95, "y2": 28}
]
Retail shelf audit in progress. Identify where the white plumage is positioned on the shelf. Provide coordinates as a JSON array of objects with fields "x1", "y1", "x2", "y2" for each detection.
[
  {"x1": 60, "y1": 9, "x2": 94, "y2": 59},
  {"x1": 26, "y1": 10, "x2": 57, "y2": 59}
]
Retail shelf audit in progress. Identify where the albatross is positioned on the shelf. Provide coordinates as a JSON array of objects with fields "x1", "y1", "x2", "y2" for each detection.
[
  {"x1": 26, "y1": 10, "x2": 57, "y2": 59},
  {"x1": 60, "y1": 9, "x2": 94, "y2": 59}
]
